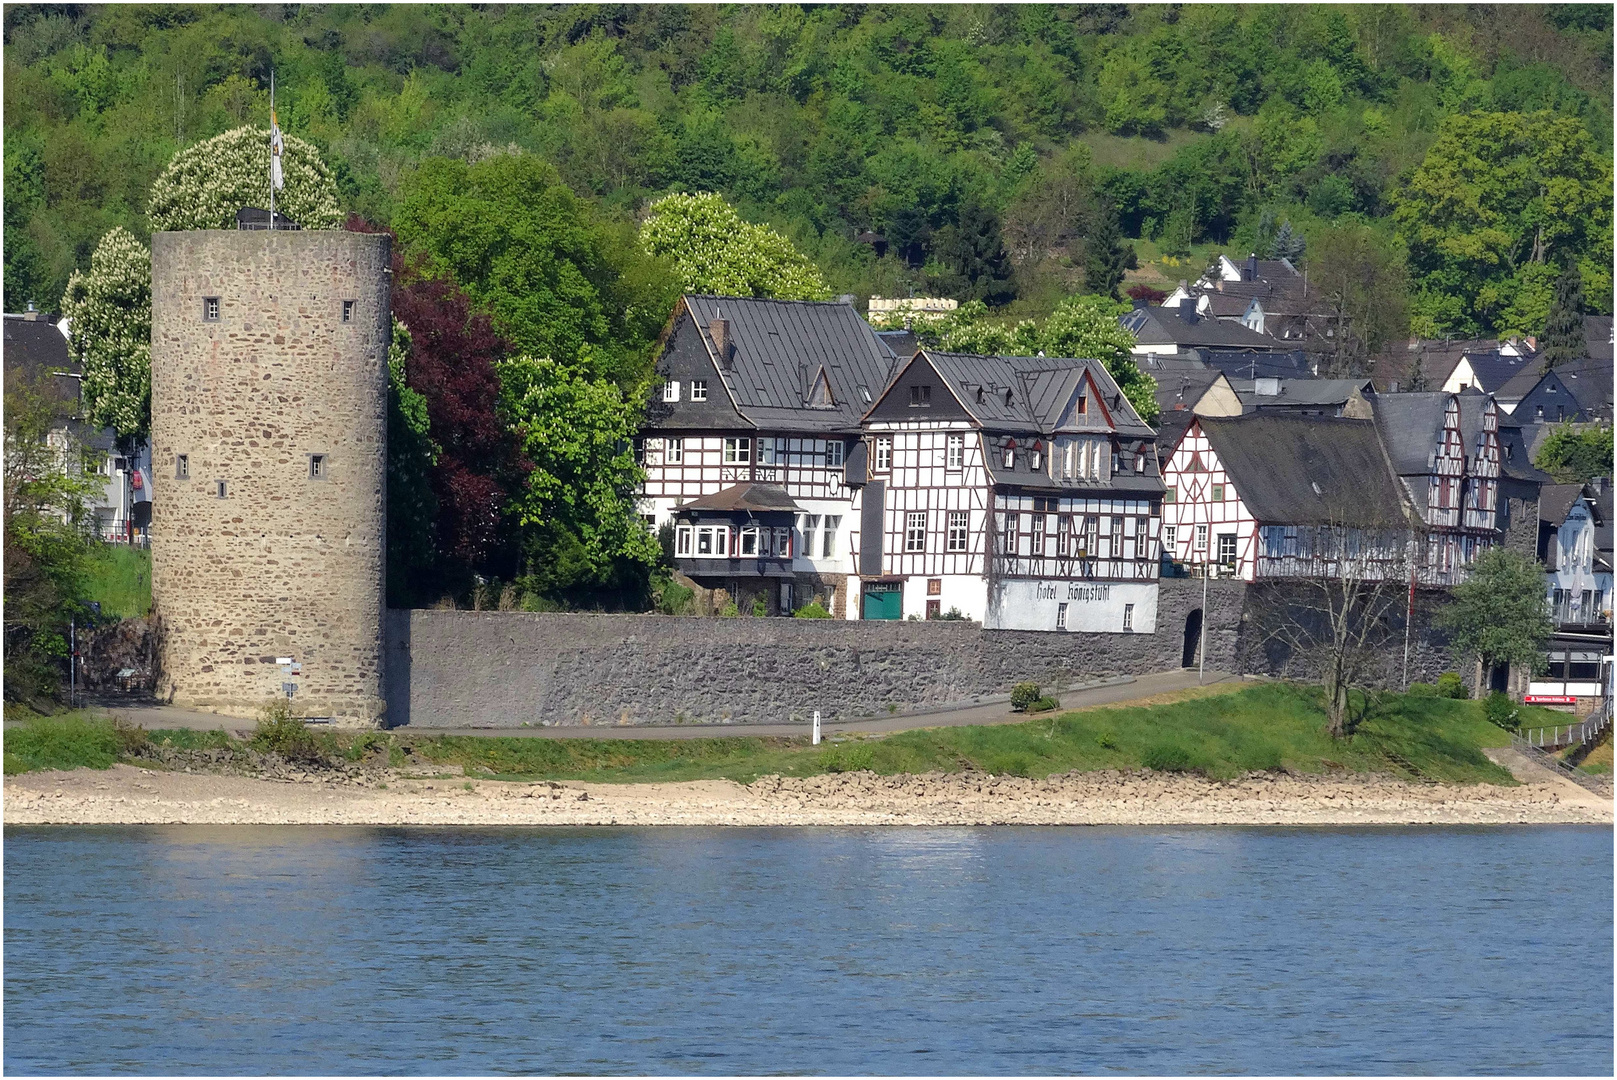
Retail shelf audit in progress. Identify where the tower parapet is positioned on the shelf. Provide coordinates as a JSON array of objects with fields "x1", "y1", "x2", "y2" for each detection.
[{"x1": 150, "y1": 229, "x2": 390, "y2": 723}]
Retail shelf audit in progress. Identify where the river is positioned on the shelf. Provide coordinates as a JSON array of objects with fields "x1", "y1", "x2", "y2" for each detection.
[{"x1": 5, "y1": 825, "x2": 1611, "y2": 1075}]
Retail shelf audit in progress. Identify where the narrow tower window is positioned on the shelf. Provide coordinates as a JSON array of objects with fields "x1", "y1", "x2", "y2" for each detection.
[
  {"x1": 175, "y1": 454, "x2": 189, "y2": 480},
  {"x1": 309, "y1": 454, "x2": 327, "y2": 479},
  {"x1": 341, "y1": 300, "x2": 356, "y2": 323},
  {"x1": 203, "y1": 297, "x2": 220, "y2": 321},
  {"x1": 215, "y1": 479, "x2": 228, "y2": 499}
]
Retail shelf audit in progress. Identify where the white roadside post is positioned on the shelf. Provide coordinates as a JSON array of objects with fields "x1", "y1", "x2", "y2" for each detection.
[{"x1": 812, "y1": 709, "x2": 821, "y2": 746}]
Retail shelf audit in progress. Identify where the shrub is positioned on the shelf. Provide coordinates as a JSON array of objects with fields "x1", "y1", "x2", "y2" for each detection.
[
  {"x1": 1096, "y1": 732, "x2": 1119, "y2": 750},
  {"x1": 3, "y1": 713, "x2": 121, "y2": 773},
  {"x1": 1435, "y1": 672, "x2": 1467, "y2": 699},
  {"x1": 793, "y1": 600, "x2": 832, "y2": 619},
  {"x1": 1143, "y1": 742, "x2": 1198, "y2": 773},
  {"x1": 938, "y1": 606, "x2": 967, "y2": 620},
  {"x1": 1010, "y1": 682, "x2": 1041, "y2": 711},
  {"x1": 1483, "y1": 691, "x2": 1521, "y2": 731},
  {"x1": 1027, "y1": 696, "x2": 1060, "y2": 713},
  {"x1": 649, "y1": 571, "x2": 694, "y2": 615},
  {"x1": 1407, "y1": 682, "x2": 1437, "y2": 697},
  {"x1": 719, "y1": 600, "x2": 740, "y2": 617},
  {"x1": 251, "y1": 699, "x2": 322, "y2": 763},
  {"x1": 751, "y1": 598, "x2": 767, "y2": 617},
  {"x1": 819, "y1": 742, "x2": 875, "y2": 773}
]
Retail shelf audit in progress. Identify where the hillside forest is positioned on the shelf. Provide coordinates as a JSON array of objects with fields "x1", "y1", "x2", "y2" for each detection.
[{"x1": 4, "y1": 3, "x2": 1613, "y2": 614}]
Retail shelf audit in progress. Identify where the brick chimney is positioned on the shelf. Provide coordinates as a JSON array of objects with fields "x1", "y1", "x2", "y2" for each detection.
[
  {"x1": 1245, "y1": 253, "x2": 1258, "y2": 281},
  {"x1": 710, "y1": 318, "x2": 733, "y2": 367}
]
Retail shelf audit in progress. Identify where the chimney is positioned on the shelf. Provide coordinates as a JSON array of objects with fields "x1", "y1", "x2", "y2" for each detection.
[
  {"x1": 710, "y1": 318, "x2": 733, "y2": 368},
  {"x1": 23, "y1": 301, "x2": 39, "y2": 321},
  {"x1": 1245, "y1": 253, "x2": 1258, "y2": 281}
]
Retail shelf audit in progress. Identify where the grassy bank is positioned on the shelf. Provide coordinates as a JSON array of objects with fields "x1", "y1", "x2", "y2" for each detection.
[
  {"x1": 83, "y1": 544, "x2": 152, "y2": 619},
  {"x1": 4, "y1": 684, "x2": 1560, "y2": 786}
]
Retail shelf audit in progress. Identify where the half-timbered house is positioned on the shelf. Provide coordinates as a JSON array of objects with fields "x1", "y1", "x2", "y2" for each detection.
[
  {"x1": 637, "y1": 294, "x2": 901, "y2": 615},
  {"x1": 1161, "y1": 414, "x2": 1412, "y2": 583},
  {"x1": 852, "y1": 350, "x2": 1163, "y2": 630}
]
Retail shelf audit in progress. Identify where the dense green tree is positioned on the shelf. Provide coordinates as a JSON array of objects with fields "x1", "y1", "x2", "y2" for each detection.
[
  {"x1": 384, "y1": 317, "x2": 440, "y2": 603},
  {"x1": 1540, "y1": 262, "x2": 1587, "y2": 367},
  {"x1": 1082, "y1": 201, "x2": 1129, "y2": 300},
  {"x1": 59, "y1": 227, "x2": 151, "y2": 447},
  {"x1": 148, "y1": 126, "x2": 341, "y2": 231},
  {"x1": 928, "y1": 199, "x2": 1015, "y2": 306},
  {"x1": 637, "y1": 191, "x2": 831, "y2": 301},
  {"x1": 1533, "y1": 424, "x2": 1613, "y2": 483},
  {"x1": 1434, "y1": 547, "x2": 1554, "y2": 696},
  {"x1": 1306, "y1": 223, "x2": 1410, "y2": 374}
]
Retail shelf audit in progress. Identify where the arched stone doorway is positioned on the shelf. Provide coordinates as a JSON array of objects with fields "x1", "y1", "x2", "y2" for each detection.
[{"x1": 1182, "y1": 608, "x2": 1203, "y2": 668}]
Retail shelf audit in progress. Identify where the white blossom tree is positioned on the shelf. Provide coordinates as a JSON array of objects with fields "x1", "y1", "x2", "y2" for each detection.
[
  {"x1": 147, "y1": 125, "x2": 342, "y2": 232},
  {"x1": 638, "y1": 192, "x2": 830, "y2": 300},
  {"x1": 60, "y1": 227, "x2": 151, "y2": 446}
]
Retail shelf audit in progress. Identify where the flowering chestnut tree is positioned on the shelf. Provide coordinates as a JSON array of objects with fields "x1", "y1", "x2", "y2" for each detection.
[
  {"x1": 639, "y1": 192, "x2": 831, "y2": 300},
  {"x1": 148, "y1": 125, "x2": 341, "y2": 231},
  {"x1": 60, "y1": 227, "x2": 151, "y2": 445}
]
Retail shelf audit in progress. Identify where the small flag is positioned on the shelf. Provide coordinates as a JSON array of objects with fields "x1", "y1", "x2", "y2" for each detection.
[{"x1": 270, "y1": 105, "x2": 285, "y2": 191}]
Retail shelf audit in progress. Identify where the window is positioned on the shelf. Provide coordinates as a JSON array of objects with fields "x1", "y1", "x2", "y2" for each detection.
[
  {"x1": 1212, "y1": 484, "x2": 1224, "y2": 501},
  {"x1": 826, "y1": 440, "x2": 845, "y2": 467},
  {"x1": 1003, "y1": 446, "x2": 1015, "y2": 470},
  {"x1": 947, "y1": 434, "x2": 964, "y2": 469},
  {"x1": 175, "y1": 454, "x2": 189, "y2": 480},
  {"x1": 676, "y1": 526, "x2": 692, "y2": 556},
  {"x1": 801, "y1": 514, "x2": 820, "y2": 557},
  {"x1": 1164, "y1": 485, "x2": 1176, "y2": 505},
  {"x1": 1163, "y1": 524, "x2": 1177, "y2": 550},
  {"x1": 926, "y1": 599, "x2": 941, "y2": 619},
  {"x1": 1123, "y1": 604, "x2": 1135, "y2": 631},
  {"x1": 1057, "y1": 514, "x2": 1071, "y2": 555},
  {"x1": 927, "y1": 578, "x2": 942, "y2": 597},
  {"x1": 909, "y1": 384, "x2": 932, "y2": 407},
  {"x1": 875, "y1": 437, "x2": 892, "y2": 471},
  {"x1": 758, "y1": 438, "x2": 785, "y2": 465},
  {"x1": 772, "y1": 527, "x2": 792, "y2": 557},
  {"x1": 203, "y1": 297, "x2": 220, "y2": 321},
  {"x1": 1217, "y1": 533, "x2": 1237, "y2": 568},
  {"x1": 341, "y1": 300, "x2": 355, "y2": 323},
  {"x1": 694, "y1": 525, "x2": 729, "y2": 557},
  {"x1": 1261, "y1": 526, "x2": 1284, "y2": 557},
  {"x1": 1084, "y1": 515, "x2": 1098, "y2": 556},
  {"x1": 739, "y1": 526, "x2": 759, "y2": 556},
  {"x1": 822, "y1": 516, "x2": 840, "y2": 558},
  {"x1": 1111, "y1": 516, "x2": 1123, "y2": 556},
  {"x1": 1056, "y1": 602, "x2": 1068, "y2": 629},
  {"x1": 663, "y1": 380, "x2": 680, "y2": 403},
  {"x1": 666, "y1": 438, "x2": 683, "y2": 464},
  {"x1": 1030, "y1": 447, "x2": 1043, "y2": 472},
  {"x1": 906, "y1": 511, "x2": 927, "y2": 552},
  {"x1": 723, "y1": 438, "x2": 751, "y2": 464},
  {"x1": 690, "y1": 380, "x2": 708, "y2": 402},
  {"x1": 309, "y1": 454, "x2": 327, "y2": 479},
  {"x1": 215, "y1": 479, "x2": 228, "y2": 499},
  {"x1": 1030, "y1": 514, "x2": 1045, "y2": 556},
  {"x1": 1195, "y1": 524, "x2": 1208, "y2": 550},
  {"x1": 947, "y1": 511, "x2": 969, "y2": 552}
]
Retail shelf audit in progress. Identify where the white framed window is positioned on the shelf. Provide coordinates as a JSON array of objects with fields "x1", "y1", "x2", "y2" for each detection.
[
  {"x1": 946, "y1": 434, "x2": 964, "y2": 469},
  {"x1": 947, "y1": 510, "x2": 969, "y2": 552},
  {"x1": 1195, "y1": 524, "x2": 1208, "y2": 550},
  {"x1": 1056, "y1": 602, "x2": 1068, "y2": 629},
  {"x1": 905, "y1": 511, "x2": 927, "y2": 552},
  {"x1": 203, "y1": 297, "x2": 220, "y2": 322},
  {"x1": 1030, "y1": 514, "x2": 1045, "y2": 555},
  {"x1": 1030, "y1": 447, "x2": 1043, "y2": 472},
  {"x1": 666, "y1": 438, "x2": 683, "y2": 464},
  {"x1": 826, "y1": 440, "x2": 845, "y2": 467},
  {"x1": 1057, "y1": 514, "x2": 1070, "y2": 556},
  {"x1": 1123, "y1": 603, "x2": 1135, "y2": 631},
  {"x1": 822, "y1": 515, "x2": 841, "y2": 558},
  {"x1": 1163, "y1": 524, "x2": 1177, "y2": 550},
  {"x1": 875, "y1": 437, "x2": 892, "y2": 471},
  {"x1": 676, "y1": 526, "x2": 693, "y2": 556},
  {"x1": 690, "y1": 380, "x2": 708, "y2": 402},
  {"x1": 723, "y1": 438, "x2": 751, "y2": 464},
  {"x1": 758, "y1": 437, "x2": 785, "y2": 465},
  {"x1": 801, "y1": 514, "x2": 820, "y2": 557},
  {"x1": 1003, "y1": 446, "x2": 1015, "y2": 470},
  {"x1": 739, "y1": 526, "x2": 759, "y2": 556},
  {"x1": 696, "y1": 527, "x2": 715, "y2": 555},
  {"x1": 663, "y1": 380, "x2": 680, "y2": 402}
]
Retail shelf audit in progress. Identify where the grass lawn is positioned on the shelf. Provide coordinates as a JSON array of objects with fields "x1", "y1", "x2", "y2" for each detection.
[
  {"x1": 4, "y1": 683, "x2": 1531, "y2": 786},
  {"x1": 83, "y1": 544, "x2": 152, "y2": 619}
]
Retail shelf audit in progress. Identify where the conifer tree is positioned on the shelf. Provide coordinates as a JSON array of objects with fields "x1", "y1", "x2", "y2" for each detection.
[
  {"x1": 1540, "y1": 262, "x2": 1586, "y2": 368},
  {"x1": 1272, "y1": 221, "x2": 1306, "y2": 262},
  {"x1": 1083, "y1": 201, "x2": 1128, "y2": 300}
]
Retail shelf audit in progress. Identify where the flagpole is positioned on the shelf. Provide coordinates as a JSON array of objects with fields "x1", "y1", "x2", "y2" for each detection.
[{"x1": 269, "y1": 70, "x2": 275, "y2": 230}]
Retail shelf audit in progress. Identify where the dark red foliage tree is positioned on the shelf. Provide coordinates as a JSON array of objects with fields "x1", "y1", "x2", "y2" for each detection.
[
  {"x1": 347, "y1": 216, "x2": 531, "y2": 601},
  {"x1": 1126, "y1": 283, "x2": 1168, "y2": 304}
]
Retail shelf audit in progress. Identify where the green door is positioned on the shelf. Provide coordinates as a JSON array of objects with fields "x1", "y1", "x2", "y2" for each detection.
[{"x1": 863, "y1": 585, "x2": 903, "y2": 620}]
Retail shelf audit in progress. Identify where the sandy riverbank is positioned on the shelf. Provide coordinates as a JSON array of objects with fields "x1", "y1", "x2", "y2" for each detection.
[{"x1": 5, "y1": 763, "x2": 1610, "y2": 826}]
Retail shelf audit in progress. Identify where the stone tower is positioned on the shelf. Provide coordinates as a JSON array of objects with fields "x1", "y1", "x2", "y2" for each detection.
[{"x1": 149, "y1": 230, "x2": 391, "y2": 723}]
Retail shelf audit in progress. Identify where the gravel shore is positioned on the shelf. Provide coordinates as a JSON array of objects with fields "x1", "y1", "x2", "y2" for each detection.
[{"x1": 6, "y1": 764, "x2": 1610, "y2": 826}]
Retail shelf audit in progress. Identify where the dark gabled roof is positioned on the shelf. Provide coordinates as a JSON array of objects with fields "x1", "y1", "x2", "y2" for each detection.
[
  {"x1": 1539, "y1": 483, "x2": 1586, "y2": 526},
  {"x1": 3, "y1": 314, "x2": 79, "y2": 418},
  {"x1": 1455, "y1": 349, "x2": 1540, "y2": 394},
  {"x1": 1405, "y1": 338, "x2": 1498, "y2": 389},
  {"x1": 1119, "y1": 304, "x2": 1279, "y2": 350},
  {"x1": 874, "y1": 328, "x2": 918, "y2": 359},
  {"x1": 1200, "y1": 293, "x2": 1255, "y2": 319},
  {"x1": 1231, "y1": 377, "x2": 1373, "y2": 408},
  {"x1": 907, "y1": 350, "x2": 1155, "y2": 438},
  {"x1": 678, "y1": 482, "x2": 802, "y2": 514},
  {"x1": 1541, "y1": 357, "x2": 1615, "y2": 417},
  {"x1": 1196, "y1": 414, "x2": 1407, "y2": 527},
  {"x1": 682, "y1": 294, "x2": 898, "y2": 433},
  {"x1": 1154, "y1": 368, "x2": 1225, "y2": 412},
  {"x1": 1195, "y1": 348, "x2": 1315, "y2": 381},
  {"x1": 1587, "y1": 316, "x2": 1613, "y2": 362}
]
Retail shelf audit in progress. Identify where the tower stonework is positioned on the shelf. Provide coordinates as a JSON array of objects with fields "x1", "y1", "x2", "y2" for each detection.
[{"x1": 150, "y1": 230, "x2": 390, "y2": 723}]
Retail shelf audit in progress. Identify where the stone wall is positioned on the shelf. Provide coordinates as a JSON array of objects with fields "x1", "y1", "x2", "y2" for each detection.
[
  {"x1": 383, "y1": 577, "x2": 1250, "y2": 728},
  {"x1": 150, "y1": 230, "x2": 391, "y2": 722}
]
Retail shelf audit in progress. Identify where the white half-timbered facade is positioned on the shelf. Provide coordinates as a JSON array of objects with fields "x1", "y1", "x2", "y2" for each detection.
[
  {"x1": 853, "y1": 350, "x2": 1163, "y2": 630},
  {"x1": 636, "y1": 294, "x2": 900, "y2": 614}
]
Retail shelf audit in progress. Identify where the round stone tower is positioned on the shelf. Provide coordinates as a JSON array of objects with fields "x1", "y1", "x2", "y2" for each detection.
[{"x1": 149, "y1": 229, "x2": 391, "y2": 724}]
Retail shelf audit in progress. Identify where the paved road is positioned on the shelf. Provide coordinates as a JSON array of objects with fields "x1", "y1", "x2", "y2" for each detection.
[{"x1": 46, "y1": 668, "x2": 1241, "y2": 741}]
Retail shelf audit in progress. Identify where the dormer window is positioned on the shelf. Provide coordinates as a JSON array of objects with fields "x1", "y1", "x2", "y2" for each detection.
[
  {"x1": 1077, "y1": 395, "x2": 1087, "y2": 415},
  {"x1": 1030, "y1": 442, "x2": 1043, "y2": 472},
  {"x1": 909, "y1": 384, "x2": 932, "y2": 407},
  {"x1": 1003, "y1": 440, "x2": 1016, "y2": 470}
]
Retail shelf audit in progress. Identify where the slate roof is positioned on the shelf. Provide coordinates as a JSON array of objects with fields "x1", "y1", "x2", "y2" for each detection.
[
  {"x1": 1195, "y1": 414, "x2": 1408, "y2": 527},
  {"x1": 1587, "y1": 315, "x2": 1613, "y2": 362},
  {"x1": 1539, "y1": 483, "x2": 1586, "y2": 526},
  {"x1": 1405, "y1": 338, "x2": 1498, "y2": 389},
  {"x1": 682, "y1": 294, "x2": 899, "y2": 433},
  {"x1": 3, "y1": 314, "x2": 80, "y2": 418},
  {"x1": 1195, "y1": 348, "x2": 1316, "y2": 381},
  {"x1": 1200, "y1": 293, "x2": 1255, "y2": 319},
  {"x1": 1231, "y1": 378, "x2": 1373, "y2": 409},
  {"x1": 1454, "y1": 349, "x2": 1539, "y2": 394},
  {"x1": 678, "y1": 482, "x2": 802, "y2": 514},
  {"x1": 1119, "y1": 303, "x2": 1278, "y2": 351},
  {"x1": 911, "y1": 350, "x2": 1155, "y2": 437},
  {"x1": 874, "y1": 328, "x2": 919, "y2": 360}
]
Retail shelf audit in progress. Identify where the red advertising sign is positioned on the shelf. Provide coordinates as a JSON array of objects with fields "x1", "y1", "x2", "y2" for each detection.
[{"x1": 1524, "y1": 695, "x2": 1577, "y2": 705}]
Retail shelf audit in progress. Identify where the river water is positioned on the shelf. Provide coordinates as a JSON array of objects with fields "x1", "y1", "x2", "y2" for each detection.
[{"x1": 4, "y1": 825, "x2": 1611, "y2": 1075}]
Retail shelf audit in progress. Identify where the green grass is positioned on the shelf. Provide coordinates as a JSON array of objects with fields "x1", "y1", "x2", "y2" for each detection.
[
  {"x1": 83, "y1": 544, "x2": 152, "y2": 619},
  {"x1": 2, "y1": 685, "x2": 1555, "y2": 785}
]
